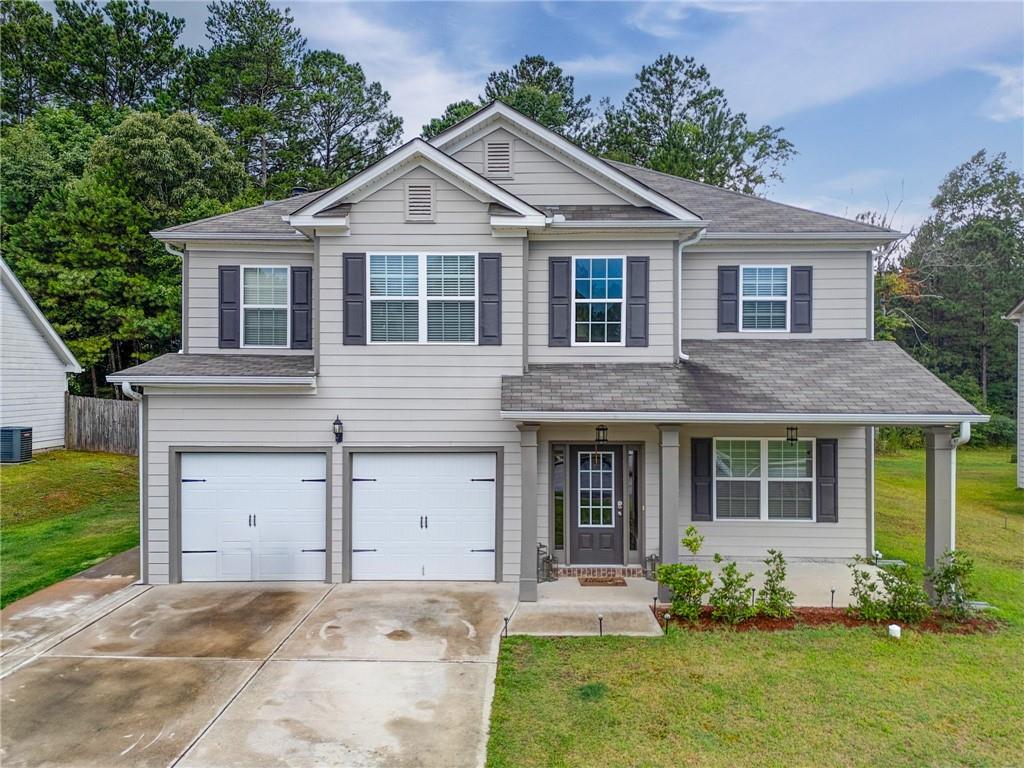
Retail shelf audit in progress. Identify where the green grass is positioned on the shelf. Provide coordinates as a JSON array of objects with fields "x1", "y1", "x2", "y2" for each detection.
[
  {"x1": 1, "y1": 450, "x2": 138, "y2": 607},
  {"x1": 487, "y1": 448, "x2": 1024, "y2": 768}
]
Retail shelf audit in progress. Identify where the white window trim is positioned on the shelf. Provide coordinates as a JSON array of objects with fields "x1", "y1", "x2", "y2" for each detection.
[
  {"x1": 241, "y1": 265, "x2": 290, "y2": 349},
  {"x1": 570, "y1": 254, "x2": 627, "y2": 347},
  {"x1": 712, "y1": 437, "x2": 817, "y2": 523},
  {"x1": 484, "y1": 138, "x2": 514, "y2": 179},
  {"x1": 577, "y1": 448, "x2": 616, "y2": 528},
  {"x1": 739, "y1": 264, "x2": 790, "y2": 333},
  {"x1": 366, "y1": 251, "x2": 478, "y2": 345}
]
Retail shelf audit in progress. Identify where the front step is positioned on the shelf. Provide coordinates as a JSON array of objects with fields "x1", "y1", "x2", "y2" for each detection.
[{"x1": 555, "y1": 565, "x2": 645, "y2": 578}]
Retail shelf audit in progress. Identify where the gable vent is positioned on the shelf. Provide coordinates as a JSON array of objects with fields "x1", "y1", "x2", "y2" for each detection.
[
  {"x1": 485, "y1": 140, "x2": 513, "y2": 178},
  {"x1": 405, "y1": 182, "x2": 434, "y2": 221}
]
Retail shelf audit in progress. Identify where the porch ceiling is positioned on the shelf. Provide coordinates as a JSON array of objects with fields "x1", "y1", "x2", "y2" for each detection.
[{"x1": 501, "y1": 339, "x2": 985, "y2": 425}]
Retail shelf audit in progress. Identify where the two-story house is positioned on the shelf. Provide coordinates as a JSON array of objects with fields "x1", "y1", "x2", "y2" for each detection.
[{"x1": 109, "y1": 102, "x2": 984, "y2": 601}]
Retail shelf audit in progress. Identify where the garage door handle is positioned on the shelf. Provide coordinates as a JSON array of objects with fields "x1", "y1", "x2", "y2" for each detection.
[
  {"x1": 183, "y1": 550, "x2": 217, "y2": 554},
  {"x1": 353, "y1": 478, "x2": 377, "y2": 482},
  {"x1": 182, "y1": 478, "x2": 206, "y2": 483},
  {"x1": 471, "y1": 478, "x2": 495, "y2": 482},
  {"x1": 301, "y1": 548, "x2": 326, "y2": 553},
  {"x1": 352, "y1": 548, "x2": 377, "y2": 553},
  {"x1": 470, "y1": 548, "x2": 495, "y2": 553},
  {"x1": 302, "y1": 478, "x2": 327, "y2": 483}
]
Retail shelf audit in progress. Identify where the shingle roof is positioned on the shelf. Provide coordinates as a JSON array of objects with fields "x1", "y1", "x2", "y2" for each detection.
[
  {"x1": 153, "y1": 191, "x2": 325, "y2": 238},
  {"x1": 606, "y1": 161, "x2": 897, "y2": 235},
  {"x1": 108, "y1": 353, "x2": 315, "y2": 381},
  {"x1": 541, "y1": 205, "x2": 673, "y2": 221},
  {"x1": 501, "y1": 340, "x2": 980, "y2": 420}
]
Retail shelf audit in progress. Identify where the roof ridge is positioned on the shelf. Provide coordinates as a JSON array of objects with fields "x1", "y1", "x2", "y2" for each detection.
[{"x1": 607, "y1": 160, "x2": 899, "y2": 234}]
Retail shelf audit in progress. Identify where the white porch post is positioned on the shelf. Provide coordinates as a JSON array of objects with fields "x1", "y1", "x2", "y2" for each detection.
[
  {"x1": 925, "y1": 426, "x2": 956, "y2": 582},
  {"x1": 658, "y1": 424, "x2": 681, "y2": 602},
  {"x1": 518, "y1": 423, "x2": 540, "y2": 602}
]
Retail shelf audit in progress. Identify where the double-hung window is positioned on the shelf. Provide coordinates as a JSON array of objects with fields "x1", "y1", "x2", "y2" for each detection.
[
  {"x1": 573, "y1": 256, "x2": 625, "y2": 345},
  {"x1": 368, "y1": 253, "x2": 477, "y2": 343},
  {"x1": 740, "y1": 266, "x2": 789, "y2": 331},
  {"x1": 714, "y1": 438, "x2": 815, "y2": 521},
  {"x1": 242, "y1": 266, "x2": 289, "y2": 347}
]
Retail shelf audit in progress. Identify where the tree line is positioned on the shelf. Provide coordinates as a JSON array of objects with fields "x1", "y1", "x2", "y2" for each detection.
[{"x1": 0, "y1": 0, "x2": 1019, "y2": 443}]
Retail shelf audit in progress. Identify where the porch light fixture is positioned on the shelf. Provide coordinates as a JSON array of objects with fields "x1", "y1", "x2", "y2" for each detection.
[
  {"x1": 333, "y1": 416, "x2": 344, "y2": 444},
  {"x1": 595, "y1": 424, "x2": 609, "y2": 445},
  {"x1": 786, "y1": 425, "x2": 798, "y2": 445}
]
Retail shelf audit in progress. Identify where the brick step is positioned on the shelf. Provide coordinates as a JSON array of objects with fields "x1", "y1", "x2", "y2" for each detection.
[{"x1": 555, "y1": 565, "x2": 645, "y2": 578}]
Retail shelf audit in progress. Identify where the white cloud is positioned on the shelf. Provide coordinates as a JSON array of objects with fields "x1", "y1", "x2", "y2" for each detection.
[
  {"x1": 977, "y1": 63, "x2": 1024, "y2": 122},
  {"x1": 561, "y1": 53, "x2": 646, "y2": 76},
  {"x1": 291, "y1": 3, "x2": 486, "y2": 139},
  {"x1": 626, "y1": 1, "x2": 765, "y2": 39}
]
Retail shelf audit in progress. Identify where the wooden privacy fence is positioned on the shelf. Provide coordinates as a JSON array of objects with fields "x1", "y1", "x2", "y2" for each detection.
[{"x1": 65, "y1": 394, "x2": 138, "y2": 455}]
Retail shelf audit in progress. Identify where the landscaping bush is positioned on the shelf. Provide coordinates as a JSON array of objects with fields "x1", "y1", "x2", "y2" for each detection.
[
  {"x1": 926, "y1": 549, "x2": 978, "y2": 621},
  {"x1": 709, "y1": 554, "x2": 755, "y2": 624},
  {"x1": 877, "y1": 563, "x2": 932, "y2": 623},
  {"x1": 656, "y1": 526, "x2": 713, "y2": 621},
  {"x1": 971, "y1": 414, "x2": 1016, "y2": 448},
  {"x1": 756, "y1": 549, "x2": 795, "y2": 619},
  {"x1": 847, "y1": 555, "x2": 889, "y2": 622}
]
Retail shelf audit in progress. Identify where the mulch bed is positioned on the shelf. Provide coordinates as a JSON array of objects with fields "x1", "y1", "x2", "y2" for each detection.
[
  {"x1": 579, "y1": 576, "x2": 627, "y2": 587},
  {"x1": 652, "y1": 606, "x2": 1001, "y2": 634}
]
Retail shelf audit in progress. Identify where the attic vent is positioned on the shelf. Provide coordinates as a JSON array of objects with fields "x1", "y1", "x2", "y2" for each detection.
[
  {"x1": 405, "y1": 182, "x2": 434, "y2": 222},
  {"x1": 485, "y1": 140, "x2": 513, "y2": 178}
]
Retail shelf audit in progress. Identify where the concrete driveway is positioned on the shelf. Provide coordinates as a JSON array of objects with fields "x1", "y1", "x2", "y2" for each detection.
[{"x1": 1, "y1": 581, "x2": 517, "y2": 768}]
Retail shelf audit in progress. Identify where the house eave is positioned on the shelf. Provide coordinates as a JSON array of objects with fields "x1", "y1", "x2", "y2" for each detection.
[
  {"x1": 106, "y1": 374, "x2": 317, "y2": 387},
  {"x1": 151, "y1": 231, "x2": 309, "y2": 242},
  {"x1": 498, "y1": 410, "x2": 989, "y2": 426},
  {"x1": 701, "y1": 231, "x2": 903, "y2": 243}
]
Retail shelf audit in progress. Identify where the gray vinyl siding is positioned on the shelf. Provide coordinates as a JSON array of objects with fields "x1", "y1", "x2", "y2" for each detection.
[
  {"x1": 454, "y1": 128, "x2": 628, "y2": 206},
  {"x1": 185, "y1": 242, "x2": 314, "y2": 354},
  {"x1": 145, "y1": 165, "x2": 524, "y2": 584},
  {"x1": 0, "y1": 278, "x2": 69, "y2": 450},
  {"x1": 1017, "y1": 321, "x2": 1023, "y2": 488},
  {"x1": 680, "y1": 424, "x2": 868, "y2": 560},
  {"x1": 527, "y1": 239, "x2": 676, "y2": 363},
  {"x1": 681, "y1": 248, "x2": 870, "y2": 339}
]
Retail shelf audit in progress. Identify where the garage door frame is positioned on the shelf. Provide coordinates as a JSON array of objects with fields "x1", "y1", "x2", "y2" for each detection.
[
  {"x1": 342, "y1": 446, "x2": 504, "y2": 583},
  {"x1": 168, "y1": 445, "x2": 333, "y2": 584}
]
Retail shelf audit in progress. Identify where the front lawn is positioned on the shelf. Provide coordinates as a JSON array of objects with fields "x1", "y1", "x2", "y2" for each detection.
[
  {"x1": 487, "y1": 448, "x2": 1024, "y2": 768},
  {"x1": 1, "y1": 450, "x2": 138, "y2": 607}
]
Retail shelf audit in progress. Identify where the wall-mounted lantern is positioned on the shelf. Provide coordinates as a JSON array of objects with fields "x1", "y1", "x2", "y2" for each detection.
[
  {"x1": 333, "y1": 416, "x2": 344, "y2": 444},
  {"x1": 595, "y1": 424, "x2": 609, "y2": 445},
  {"x1": 786, "y1": 425, "x2": 799, "y2": 445}
]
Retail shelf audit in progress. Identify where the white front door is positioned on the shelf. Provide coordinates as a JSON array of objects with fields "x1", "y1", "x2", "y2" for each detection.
[
  {"x1": 180, "y1": 452, "x2": 326, "y2": 581},
  {"x1": 351, "y1": 453, "x2": 496, "y2": 581}
]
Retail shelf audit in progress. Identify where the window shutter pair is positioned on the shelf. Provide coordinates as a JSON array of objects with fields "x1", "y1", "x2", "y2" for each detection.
[
  {"x1": 548, "y1": 256, "x2": 650, "y2": 347},
  {"x1": 689, "y1": 437, "x2": 838, "y2": 523},
  {"x1": 341, "y1": 252, "x2": 501, "y2": 345},
  {"x1": 717, "y1": 265, "x2": 813, "y2": 333},
  {"x1": 217, "y1": 265, "x2": 312, "y2": 349}
]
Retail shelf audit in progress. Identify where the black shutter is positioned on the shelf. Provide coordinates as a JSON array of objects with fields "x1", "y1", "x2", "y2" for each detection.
[
  {"x1": 816, "y1": 438, "x2": 839, "y2": 523},
  {"x1": 342, "y1": 253, "x2": 367, "y2": 345},
  {"x1": 691, "y1": 437, "x2": 713, "y2": 521},
  {"x1": 625, "y1": 256, "x2": 649, "y2": 347},
  {"x1": 791, "y1": 266, "x2": 813, "y2": 333},
  {"x1": 478, "y1": 252, "x2": 502, "y2": 345},
  {"x1": 290, "y1": 266, "x2": 313, "y2": 349},
  {"x1": 549, "y1": 256, "x2": 571, "y2": 347},
  {"x1": 718, "y1": 266, "x2": 739, "y2": 332},
  {"x1": 218, "y1": 265, "x2": 240, "y2": 349}
]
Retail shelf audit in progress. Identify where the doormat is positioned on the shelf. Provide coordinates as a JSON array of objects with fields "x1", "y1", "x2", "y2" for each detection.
[{"x1": 578, "y1": 576, "x2": 627, "y2": 587}]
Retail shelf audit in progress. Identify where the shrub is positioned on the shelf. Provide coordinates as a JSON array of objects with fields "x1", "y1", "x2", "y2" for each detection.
[
  {"x1": 847, "y1": 555, "x2": 889, "y2": 622},
  {"x1": 709, "y1": 554, "x2": 755, "y2": 624},
  {"x1": 971, "y1": 414, "x2": 1016, "y2": 448},
  {"x1": 926, "y1": 549, "x2": 978, "y2": 621},
  {"x1": 656, "y1": 526, "x2": 713, "y2": 621},
  {"x1": 878, "y1": 564, "x2": 932, "y2": 623},
  {"x1": 756, "y1": 549, "x2": 795, "y2": 619}
]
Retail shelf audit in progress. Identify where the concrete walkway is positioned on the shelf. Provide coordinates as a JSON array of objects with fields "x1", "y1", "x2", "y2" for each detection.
[{"x1": 1, "y1": 581, "x2": 517, "y2": 768}]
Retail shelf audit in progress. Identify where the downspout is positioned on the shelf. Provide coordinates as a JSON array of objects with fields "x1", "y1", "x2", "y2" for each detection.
[
  {"x1": 950, "y1": 420, "x2": 971, "y2": 448},
  {"x1": 677, "y1": 228, "x2": 707, "y2": 361},
  {"x1": 121, "y1": 381, "x2": 145, "y2": 583},
  {"x1": 163, "y1": 242, "x2": 186, "y2": 353}
]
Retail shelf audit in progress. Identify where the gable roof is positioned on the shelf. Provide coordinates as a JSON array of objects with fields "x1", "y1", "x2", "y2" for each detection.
[
  {"x1": 1004, "y1": 297, "x2": 1024, "y2": 321},
  {"x1": 153, "y1": 190, "x2": 322, "y2": 240},
  {"x1": 1, "y1": 258, "x2": 82, "y2": 372},
  {"x1": 608, "y1": 161, "x2": 899, "y2": 237}
]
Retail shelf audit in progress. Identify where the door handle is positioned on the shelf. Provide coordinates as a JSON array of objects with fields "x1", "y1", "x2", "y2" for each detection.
[
  {"x1": 419, "y1": 516, "x2": 424, "y2": 529},
  {"x1": 425, "y1": 516, "x2": 428, "y2": 529},
  {"x1": 617, "y1": 500, "x2": 624, "y2": 516}
]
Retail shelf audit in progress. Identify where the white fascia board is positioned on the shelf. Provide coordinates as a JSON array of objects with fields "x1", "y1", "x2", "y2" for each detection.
[
  {"x1": 702, "y1": 231, "x2": 904, "y2": 243},
  {"x1": 491, "y1": 214, "x2": 547, "y2": 229},
  {"x1": 428, "y1": 102, "x2": 702, "y2": 223},
  {"x1": 290, "y1": 138, "x2": 542, "y2": 221},
  {"x1": 0, "y1": 258, "x2": 82, "y2": 371},
  {"x1": 106, "y1": 375, "x2": 316, "y2": 386},
  {"x1": 151, "y1": 231, "x2": 308, "y2": 242},
  {"x1": 547, "y1": 220, "x2": 710, "y2": 230},
  {"x1": 1003, "y1": 297, "x2": 1024, "y2": 321},
  {"x1": 499, "y1": 410, "x2": 990, "y2": 425}
]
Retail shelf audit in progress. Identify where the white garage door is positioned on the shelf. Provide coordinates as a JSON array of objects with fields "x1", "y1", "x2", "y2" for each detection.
[
  {"x1": 180, "y1": 452, "x2": 327, "y2": 581},
  {"x1": 351, "y1": 453, "x2": 496, "y2": 581}
]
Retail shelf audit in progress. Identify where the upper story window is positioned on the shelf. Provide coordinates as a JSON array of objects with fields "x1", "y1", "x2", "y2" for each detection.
[
  {"x1": 242, "y1": 266, "x2": 289, "y2": 347},
  {"x1": 368, "y1": 253, "x2": 477, "y2": 344},
  {"x1": 740, "y1": 266, "x2": 789, "y2": 331},
  {"x1": 573, "y1": 256, "x2": 624, "y2": 345},
  {"x1": 714, "y1": 438, "x2": 815, "y2": 521}
]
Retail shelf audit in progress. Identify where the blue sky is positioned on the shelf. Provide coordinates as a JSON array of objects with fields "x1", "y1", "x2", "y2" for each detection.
[{"x1": 159, "y1": 0, "x2": 1023, "y2": 231}]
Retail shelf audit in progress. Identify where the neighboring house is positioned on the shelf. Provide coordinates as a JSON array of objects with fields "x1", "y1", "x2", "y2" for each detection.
[
  {"x1": 109, "y1": 102, "x2": 985, "y2": 598},
  {"x1": 1005, "y1": 297, "x2": 1024, "y2": 489},
  {"x1": 1, "y1": 258, "x2": 82, "y2": 451}
]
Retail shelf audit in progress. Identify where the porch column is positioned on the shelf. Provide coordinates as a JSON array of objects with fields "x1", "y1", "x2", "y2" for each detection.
[
  {"x1": 925, "y1": 426, "x2": 956, "y2": 578},
  {"x1": 658, "y1": 424, "x2": 681, "y2": 602},
  {"x1": 518, "y1": 423, "x2": 540, "y2": 602}
]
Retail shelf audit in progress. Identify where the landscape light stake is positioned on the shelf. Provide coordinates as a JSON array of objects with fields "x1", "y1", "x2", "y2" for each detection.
[
  {"x1": 751, "y1": 588, "x2": 757, "y2": 607},
  {"x1": 662, "y1": 612, "x2": 671, "y2": 634},
  {"x1": 831, "y1": 588, "x2": 836, "y2": 609},
  {"x1": 652, "y1": 595, "x2": 658, "y2": 614},
  {"x1": 503, "y1": 617, "x2": 509, "y2": 638},
  {"x1": 598, "y1": 614, "x2": 604, "y2": 637}
]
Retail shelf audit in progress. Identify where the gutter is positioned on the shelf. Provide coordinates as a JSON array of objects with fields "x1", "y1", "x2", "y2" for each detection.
[
  {"x1": 700, "y1": 231, "x2": 903, "y2": 242},
  {"x1": 120, "y1": 382, "x2": 145, "y2": 583},
  {"x1": 107, "y1": 375, "x2": 316, "y2": 386},
  {"x1": 498, "y1": 411, "x2": 990, "y2": 426}
]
